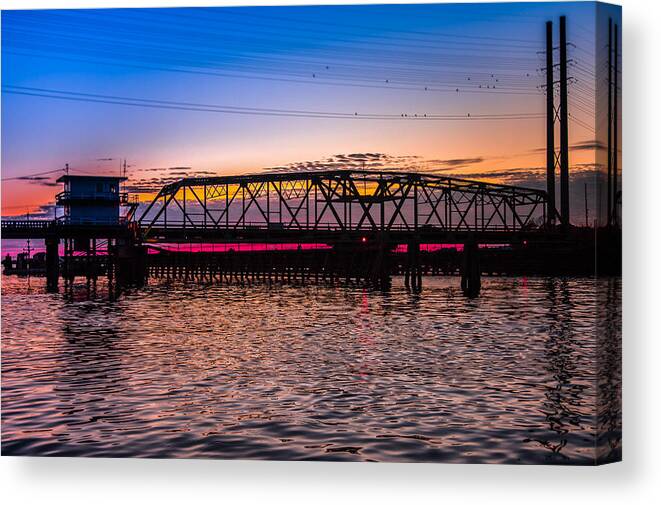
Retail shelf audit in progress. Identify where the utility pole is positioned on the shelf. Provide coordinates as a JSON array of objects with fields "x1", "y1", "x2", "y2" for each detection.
[
  {"x1": 584, "y1": 183, "x2": 588, "y2": 227},
  {"x1": 545, "y1": 20, "x2": 556, "y2": 226},
  {"x1": 26, "y1": 212, "x2": 32, "y2": 257},
  {"x1": 559, "y1": 15, "x2": 570, "y2": 228},
  {"x1": 607, "y1": 18, "x2": 613, "y2": 226},
  {"x1": 613, "y1": 22, "x2": 619, "y2": 226}
]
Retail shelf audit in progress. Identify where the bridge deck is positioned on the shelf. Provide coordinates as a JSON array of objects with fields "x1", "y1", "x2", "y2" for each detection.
[
  {"x1": 1, "y1": 220, "x2": 130, "y2": 240},
  {"x1": 143, "y1": 225, "x2": 557, "y2": 245}
]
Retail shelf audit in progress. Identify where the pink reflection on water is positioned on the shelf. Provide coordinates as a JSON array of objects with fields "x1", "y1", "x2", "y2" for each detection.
[
  {"x1": 393, "y1": 243, "x2": 510, "y2": 253},
  {"x1": 393, "y1": 243, "x2": 463, "y2": 253},
  {"x1": 148, "y1": 243, "x2": 333, "y2": 254},
  {"x1": 3, "y1": 240, "x2": 512, "y2": 258}
]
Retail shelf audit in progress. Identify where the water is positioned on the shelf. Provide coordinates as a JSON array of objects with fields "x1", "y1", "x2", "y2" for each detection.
[{"x1": 1, "y1": 275, "x2": 621, "y2": 464}]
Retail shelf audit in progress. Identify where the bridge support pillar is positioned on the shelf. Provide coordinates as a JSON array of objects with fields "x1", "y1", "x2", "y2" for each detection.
[
  {"x1": 372, "y1": 236, "x2": 392, "y2": 289},
  {"x1": 405, "y1": 240, "x2": 422, "y2": 291},
  {"x1": 115, "y1": 240, "x2": 147, "y2": 287},
  {"x1": 461, "y1": 240, "x2": 481, "y2": 297},
  {"x1": 45, "y1": 236, "x2": 59, "y2": 293}
]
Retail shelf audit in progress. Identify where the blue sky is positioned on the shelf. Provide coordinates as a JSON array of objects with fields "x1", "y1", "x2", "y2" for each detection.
[{"x1": 1, "y1": 2, "x2": 620, "y2": 220}]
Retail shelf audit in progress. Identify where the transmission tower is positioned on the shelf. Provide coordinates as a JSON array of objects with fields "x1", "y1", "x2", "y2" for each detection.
[{"x1": 543, "y1": 15, "x2": 571, "y2": 228}]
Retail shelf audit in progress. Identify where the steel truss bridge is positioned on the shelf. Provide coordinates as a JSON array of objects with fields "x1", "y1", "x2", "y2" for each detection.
[
  {"x1": 137, "y1": 170, "x2": 550, "y2": 244},
  {"x1": 1, "y1": 170, "x2": 586, "y2": 295}
]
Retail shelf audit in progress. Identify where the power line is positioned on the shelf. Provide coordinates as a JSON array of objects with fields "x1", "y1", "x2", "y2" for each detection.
[
  {"x1": 39, "y1": 9, "x2": 543, "y2": 53},
  {"x1": 4, "y1": 13, "x2": 545, "y2": 78},
  {"x1": 1, "y1": 167, "x2": 64, "y2": 181},
  {"x1": 3, "y1": 85, "x2": 545, "y2": 121},
  {"x1": 194, "y1": 8, "x2": 541, "y2": 44},
  {"x1": 4, "y1": 19, "x2": 542, "y2": 64},
  {"x1": 4, "y1": 30, "x2": 541, "y2": 77},
  {"x1": 5, "y1": 18, "x2": 545, "y2": 95},
  {"x1": 6, "y1": 7, "x2": 541, "y2": 49},
  {"x1": 5, "y1": 50, "x2": 541, "y2": 97}
]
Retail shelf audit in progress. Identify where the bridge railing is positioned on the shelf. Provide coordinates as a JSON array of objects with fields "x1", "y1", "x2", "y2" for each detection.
[
  {"x1": 1, "y1": 219, "x2": 53, "y2": 231},
  {"x1": 0, "y1": 217, "x2": 126, "y2": 234},
  {"x1": 56, "y1": 191, "x2": 129, "y2": 204},
  {"x1": 55, "y1": 216, "x2": 128, "y2": 226},
  {"x1": 144, "y1": 220, "x2": 541, "y2": 233}
]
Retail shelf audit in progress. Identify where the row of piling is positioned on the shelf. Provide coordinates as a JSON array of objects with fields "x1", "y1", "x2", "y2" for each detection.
[
  {"x1": 146, "y1": 247, "x2": 394, "y2": 289},
  {"x1": 43, "y1": 236, "x2": 485, "y2": 296},
  {"x1": 145, "y1": 242, "x2": 482, "y2": 295}
]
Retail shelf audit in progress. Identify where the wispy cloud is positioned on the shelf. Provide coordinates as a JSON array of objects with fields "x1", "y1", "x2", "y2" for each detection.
[
  {"x1": 123, "y1": 167, "x2": 220, "y2": 193},
  {"x1": 15, "y1": 175, "x2": 50, "y2": 181},
  {"x1": 263, "y1": 152, "x2": 422, "y2": 173},
  {"x1": 138, "y1": 166, "x2": 193, "y2": 173},
  {"x1": 2, "y1": 203, "x2": 57, "y2": 220},
  {"x1": 12, "y1": 175, "x2": 61, "y2": 187},
  {"x1": 262, "y1": 153, "x2": 488, "y2": 174},
  {"x1": 426, "y1": 157, "x2": 485, "y2": 169},
  {"x1": 571, "y1": 140, "x2": 606, "y2": 152},
  {"x1": 528, "y1": 140, "x2": 607, "y2": 154},
  {"x1": 118, "y1": 151, "x2": 600, "y2": 196}
]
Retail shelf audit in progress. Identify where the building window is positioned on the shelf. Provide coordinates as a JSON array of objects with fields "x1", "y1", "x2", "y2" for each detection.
[{"x1": 96, "y1": 183, "x2": 103, "y2": 192}]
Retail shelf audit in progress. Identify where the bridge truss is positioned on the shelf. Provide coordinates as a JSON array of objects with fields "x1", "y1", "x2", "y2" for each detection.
[{"x1": 137, "y1": 170, "x2": 548, "y2": 241}]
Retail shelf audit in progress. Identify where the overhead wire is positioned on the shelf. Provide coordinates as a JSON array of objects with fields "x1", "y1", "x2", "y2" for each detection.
[{"x1": 2, "y1": 85, "x2": 546, "y2": 121}]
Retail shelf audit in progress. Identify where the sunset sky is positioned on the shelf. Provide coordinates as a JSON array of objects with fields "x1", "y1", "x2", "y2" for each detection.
[{"x1": 1, "y1": 2, "x2": 621, "y2": 221}]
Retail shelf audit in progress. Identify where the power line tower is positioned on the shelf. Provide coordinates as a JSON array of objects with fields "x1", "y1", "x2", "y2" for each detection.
[
  {"x1": 543, "y1": 16, "x2": 571, "y2": 229},
  {"x1": 607, "y1": 18, "x2": 620, "y2": 228},
  {"x1": 613, "y1": 22, "x2": 619, "y2": 227},
  {"x1": 607, "y1": 17, "x2": 613, "y2": 227},
  {"x1": 559, "y1": 16, "x2": 570, "y2": 228},
  {"x1": 545, "y1": 21, "x2": 556, "y2": 226}
]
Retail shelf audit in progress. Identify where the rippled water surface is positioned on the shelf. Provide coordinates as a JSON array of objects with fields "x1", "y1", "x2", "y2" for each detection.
[{"x1": 1, "y1": 275, "x2": 621, "y2": 463}]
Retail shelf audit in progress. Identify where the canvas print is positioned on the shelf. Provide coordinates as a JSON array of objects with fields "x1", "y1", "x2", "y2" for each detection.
[{"x1": 1, "y1": 2, "x2": 621, "y2": 464}]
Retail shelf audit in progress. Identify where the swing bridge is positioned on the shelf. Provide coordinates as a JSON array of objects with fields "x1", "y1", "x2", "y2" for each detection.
[
  {"x1": 2, "y1": 169, "x2": 571, "y2": 296},
  {"x1": 136, "y1": 170, "x2": 550, "y2": 242}
]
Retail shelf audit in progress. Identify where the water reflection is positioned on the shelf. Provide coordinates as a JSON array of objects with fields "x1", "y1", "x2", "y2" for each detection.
[
  {"x1": 596, "y1": 278, "x2": 622, "y2": 463},
  {"x1": 522, "y1": 279, "x2": 591, "y2": 461},
  {"x1": 1, "y1": 275, "x2": 621, "y2": 463}
]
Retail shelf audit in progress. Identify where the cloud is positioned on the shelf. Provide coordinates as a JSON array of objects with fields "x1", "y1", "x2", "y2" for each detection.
[
  {"x1": 528, "y1": 140, "x2": 607, "y2": 154},
  {"x1": 138, "y1": 166, "x2": 193, "y2": 173},
  {"x1": 134, "y1": 166, "x2": 192, "y2": 173},
  {"x1": 573, "y1": 162, "x2": 605, "y2": 171},
  {"x1": 427, "y1": 157, "x2": 485, "y2": 168},
  {"x1": 3, "y1": 204, "x2": 57, "y2": 220},
  {"x1": 457, "y1": 165, "x2": 608, "y2": 191},
  {"x1": 264, "y1": 153, "x2": 431, "y2": 174},
  {"x1": 108, "y1": 151, "x2": 604, "y2": 197},
  {"x1": 453, "y1": 166, "x2": 545, "y2": 186},
  {"x1": 571, "y1": 140, "x2": 606, "y2": 152},
  {"x1": 123, "y1": 168, "x2": 222, "y2": 193},
  {"x1": 11, "y1": 174, "x2": 62, "y2": 187},
  {"x1": 528, "y1": 146, "x2": 547, "y2": 154},
  {"x1": 263, "y1": 153, "x2": 491, "y2": 177}
]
